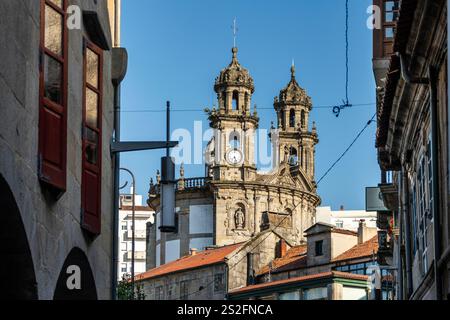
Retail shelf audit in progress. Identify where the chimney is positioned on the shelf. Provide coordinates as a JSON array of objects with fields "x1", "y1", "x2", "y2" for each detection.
[
  {"x1": 190, "y1": 248, "x2": 198, "y2": 256},
  {"x1": 357, "y1": 219, "x2": 377, "y2": 244},
  {"x1": 279, "y1": 239, "x2": 288, "y2": 258}
]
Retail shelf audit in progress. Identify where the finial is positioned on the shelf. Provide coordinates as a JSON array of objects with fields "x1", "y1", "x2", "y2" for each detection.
[
  {"x1": 180, "y1": 163, "x2": 185, "y2": 178},
  {"x1": 232, "y1": 47, "x2": 238, "y2": 62},
  {"x1": 156, "y1": 170, "x2": 161, "y2": 184},
  {"x1": 291, "y1": 59, "x2": 296, "y2": 79}
]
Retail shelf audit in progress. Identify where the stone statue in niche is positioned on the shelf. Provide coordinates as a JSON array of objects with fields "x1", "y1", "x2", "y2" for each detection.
[{"x1": 234, "y1": 207, "x2": 245, "y2": 229}]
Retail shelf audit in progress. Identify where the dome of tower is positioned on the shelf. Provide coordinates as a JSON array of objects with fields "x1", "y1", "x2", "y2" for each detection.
[
  {"x1": 214, "y1": 47, "x2": 255, "y2": 93},
  {"x1": 276, "y1": 65, "x2": 312, "y2": 109}
]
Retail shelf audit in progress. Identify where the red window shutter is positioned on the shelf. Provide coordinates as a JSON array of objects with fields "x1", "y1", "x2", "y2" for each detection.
[
  {"x1": 81, "y1": 41, "x2": 103, "y2": 235},
  {"x1": 38, "y1": 0, "x2": 68, "y2": 191}
]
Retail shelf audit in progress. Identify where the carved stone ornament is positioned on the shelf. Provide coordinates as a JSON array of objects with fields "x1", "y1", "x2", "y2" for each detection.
[{"x1": 234, "y1": 207, "x2": 245, "y2": 229}]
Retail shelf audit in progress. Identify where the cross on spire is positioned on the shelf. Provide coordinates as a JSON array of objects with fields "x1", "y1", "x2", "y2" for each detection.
[{"x1": 232, "y1": 17, "x2": 238, "y2": 48}]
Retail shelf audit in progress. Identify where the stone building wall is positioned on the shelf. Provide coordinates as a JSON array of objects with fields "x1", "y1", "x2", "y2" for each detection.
[
  {"x1": 0, "y1": 0, "x2": 119, "y2": 299},
  {"x1": 140, "y1": 264, "x2": 228, "y2": 300}
]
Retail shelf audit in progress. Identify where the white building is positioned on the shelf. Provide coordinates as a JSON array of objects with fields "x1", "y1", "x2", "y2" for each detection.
[
  {"x1": 118, "y1": 189, "x2": 154, "y2": 280},
  {"x1": 316, "y1": 206, "x2": 377, "y2": 232}
]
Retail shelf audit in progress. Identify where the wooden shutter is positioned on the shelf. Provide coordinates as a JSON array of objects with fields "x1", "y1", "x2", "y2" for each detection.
[
  {"x1": 81, "y1": 41, "x2": 103, "y2": 235},
  {"x1": 38, "y1": 0, "x2": 68, "y2": 191}
]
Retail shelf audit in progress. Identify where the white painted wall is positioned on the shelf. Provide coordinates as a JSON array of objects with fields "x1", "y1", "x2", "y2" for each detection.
[
  {"x1": 165, "y1": 240, "x2": 181, "y2": 263},
  {"x1": 118, "y1": 192, "x2": 154, "y2": 280},
  {"x1": 316, "y1": 206, "x2": 377, "y2": 231},
  {"x1": 189, "y1": 237, "x2": 214, "y2": 251},
  {"x1": 189, "y1": 205, "x2": 213, "y2": 234},
  {"x1": 342, "y1": 287, "x2": 368, "y2": 300}
]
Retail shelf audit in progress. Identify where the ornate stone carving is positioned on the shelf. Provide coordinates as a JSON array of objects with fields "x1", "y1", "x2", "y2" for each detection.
[{"x1": 234, "y1": 207, "x2": 245, "y2": 230}]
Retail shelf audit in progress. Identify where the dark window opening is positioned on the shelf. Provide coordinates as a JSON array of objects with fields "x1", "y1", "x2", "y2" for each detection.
[
  {"x1": 289, "y1": 109, "x2": 296, "y2": 128},
  {"x1": 315, "y1": 240, "x2": 323, "y2": 256},
  {"x1": 232, "y1": 91, "x2": 239, "y2": 110}
]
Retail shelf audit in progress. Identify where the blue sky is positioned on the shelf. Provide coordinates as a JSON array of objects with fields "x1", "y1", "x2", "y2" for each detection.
[{"x1": 119, "y1": 0, "x2": 379, "y2": 210}]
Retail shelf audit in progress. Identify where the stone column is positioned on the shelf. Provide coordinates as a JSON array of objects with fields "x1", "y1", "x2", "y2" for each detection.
[{"x1": 328, "y1": 283, "x2": 343, "y2": 300}]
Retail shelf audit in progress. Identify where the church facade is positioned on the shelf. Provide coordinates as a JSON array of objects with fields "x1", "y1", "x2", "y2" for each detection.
[{"x1": 146, "y1": 46, "x2": 321, "y2": 268}]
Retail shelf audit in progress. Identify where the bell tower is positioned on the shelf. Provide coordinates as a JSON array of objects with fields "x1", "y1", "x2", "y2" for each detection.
[
  {"x1": 206, "y1": 47, "x2": 259, "y2": 182},
  {"x1": 272, "y1": 64, "x2": 319, "y2": 181}
]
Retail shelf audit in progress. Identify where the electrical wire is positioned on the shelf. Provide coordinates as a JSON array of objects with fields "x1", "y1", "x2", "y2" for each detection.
[
  {"x1": 120, "y1": 103, "x2": 375, "y2": 114},
  {"x1": 316, "y1": 113, "x2": 377, "y2": 185},
  {"x1": 148, "y1": 113, "x2": 377, "y2": 300}
]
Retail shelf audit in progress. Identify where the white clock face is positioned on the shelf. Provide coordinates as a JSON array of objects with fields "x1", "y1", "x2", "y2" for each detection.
[{"x1": 227, "y1": 149, "x2": 243, "y2": 165}]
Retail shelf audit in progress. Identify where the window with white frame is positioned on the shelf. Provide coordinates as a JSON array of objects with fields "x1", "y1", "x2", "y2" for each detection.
[{"x1": 412, "y1": 139, "x2": 433, "y2": 275}]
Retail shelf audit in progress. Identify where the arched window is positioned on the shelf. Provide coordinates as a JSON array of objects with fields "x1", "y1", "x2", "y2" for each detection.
[
  {"x1": 289, "y1": 147, "x2": 298, "y2": 166},
  {"x1": 222, "y1": 92, "x2": 227, "y2": 110},
  {"x1": 289, "y1": 109, "x2": 296, "y2": 128},
  {"x1": 232, "y1": 91, "x2": 239, "y2": 110},
  {"x1": 229, "y1": 131, "x2": 240, "y2": 149},
  {"x1": 280, "y1": 110, "x2": 285, "y2": 129},
  {"x1": 301, "y1": 110, "x2": 306, "y2": 130},
  {"x1": 244, "y1": 92, "x2": 249, "y2": 111}
]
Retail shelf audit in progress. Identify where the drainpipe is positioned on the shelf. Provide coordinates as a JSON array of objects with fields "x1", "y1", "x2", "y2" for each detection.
[
  {"x1": 429, "y1": 65, "x2": 442, "y2": 300},
  {"x1": 397, "y1": 173, "x2": 403, "y2": 300},
  {"x1": 111, "y1": 48, "x2": 128, "y2": 300},
  {"x1": 401, "y1": 167, "x2": 413, "y2": 298}
]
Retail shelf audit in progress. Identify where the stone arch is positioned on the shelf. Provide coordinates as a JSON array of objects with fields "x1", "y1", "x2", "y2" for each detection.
[
  {"x1": 53, "y1": 247, "x2": 97, "y2": 300},
  {"x1": 234, "y1": 202, "x2": 246, "y2": 230},
  {"x1": 229, "y1": 130, "x2": 241, "y2": 149},
  {"x1": 289, "y1": 109, "x2": 296, "y2": 128},
  {"x1": 289, "y1": 147, "x2": 298, "y2": 166},
  {"x1": 0, "y1": 173, "x2": 38, "y2": 300},
  {"x1": 232, "y1": 90, "x2": 239, "y2": 110},
  {"x1": 301, "y1": 110, "x2": 306, "y2": 130}
]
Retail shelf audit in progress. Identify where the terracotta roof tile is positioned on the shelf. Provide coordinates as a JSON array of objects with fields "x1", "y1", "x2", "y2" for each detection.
[
  {"x1": 331, "y1": 229, "x2": 358, "y2": 236},
  {"x1": 229, "y1": 271, "x2": 369, "y2": 295},
  {"x1": 332, "y1": 236, "x2": 378, "y2": 262},
  {"x1": 135, "y1": 243, "x2": 243, "y2": 282},
  {"x1": 257, "y1": 245, "x2": 307, "y2": 276}
]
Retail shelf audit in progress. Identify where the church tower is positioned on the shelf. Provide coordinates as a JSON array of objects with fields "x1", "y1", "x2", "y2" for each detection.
[
  {"x1": 272, "y1": 64, "x2": 319, "y2": 181},
  {"x1": 206, "y1": 47, "x2": 259, "y2": 182}
]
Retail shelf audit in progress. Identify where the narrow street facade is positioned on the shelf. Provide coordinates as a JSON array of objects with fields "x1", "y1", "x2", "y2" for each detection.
[{"x1": 0, "y1": 0, "x2": 124, "y2": 299}]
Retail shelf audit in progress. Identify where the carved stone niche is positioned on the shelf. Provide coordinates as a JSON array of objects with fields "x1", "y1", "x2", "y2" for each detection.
[
  {"x1": 260, "y1": 211, "x2": 292, "y2": 231},
  {"x1": 226, "y1": 203, "x2": 251, "y2": 236}
]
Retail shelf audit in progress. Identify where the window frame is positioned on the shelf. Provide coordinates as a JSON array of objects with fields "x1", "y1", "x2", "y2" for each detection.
[
  {"x1": 315, "y1": 240, "x2": 324, "y2": 257},
  {"x1": 81, "y1": 39, "x2": 104, "y2": 235},
  {"x1": 38, "y1": 0, "x2": 69, "y2": 191}
]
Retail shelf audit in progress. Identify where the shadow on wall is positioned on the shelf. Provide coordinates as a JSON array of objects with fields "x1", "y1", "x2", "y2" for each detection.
[
  {"x1": 0, "y1": 174, "x2": 38, "y2": 300},
  {"x1": 53, "y1": 247, "x2": 98, "y2": 300}
]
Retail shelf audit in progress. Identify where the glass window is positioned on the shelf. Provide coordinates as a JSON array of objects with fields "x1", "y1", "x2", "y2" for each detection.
[
  {"x1": 86, "y1": 48, "x2": 99, "y2": 88},
  {"x1": 44, "y1": 54, "x2": 63, "y2": 104},
  {"x1": 45, "y1": 4, "x2": 63, "y2": 56},
  {"x1": 155, "y1": 286, "x2": 164, "y2": 300},
  {"x1": 214, "y1": 274, "x2": 225, "y2": 293},
  {"x1": 385, "y1": 27, "x2": 395, "y2": 39},
  {"x1": 180, "y1": 281, "x2": 188, "y2": 300}
]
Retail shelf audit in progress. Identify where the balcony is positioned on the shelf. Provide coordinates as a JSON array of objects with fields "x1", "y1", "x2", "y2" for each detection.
[
  {"x1": 149, "y1": 177, "x2": 209, "y2": 195},
  {"x1": 125, "y1": 230, "x2": 146, "y2": 240},
  {"x1": 124, "y1": 251, "x2": 146, "y2": 261}
]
